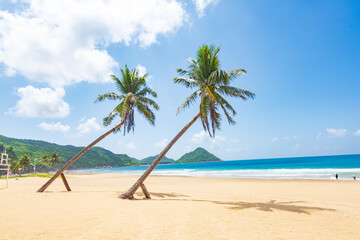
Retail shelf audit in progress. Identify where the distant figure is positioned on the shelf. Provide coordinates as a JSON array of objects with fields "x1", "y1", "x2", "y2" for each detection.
[
  {"x1": 353, "y1": 176, "x2": 356, "y2": 180},
  {"x1": 335, "y1": 173, "x2": 338, "y2": 180}
]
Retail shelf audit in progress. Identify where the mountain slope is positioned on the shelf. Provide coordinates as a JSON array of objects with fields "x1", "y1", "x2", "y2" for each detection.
[
  {"x1": 177, "y1": 147, "x2": 221, "y2": 163},
  {"x1": 140, "y1": 155, "x2": 175, "y2": 165},
  {"x1": 0, "y1": 135, "x2": 139, "y2": 169},
  {"x1": 0, "y1": 135, "x2": 221, "y2": 170}
]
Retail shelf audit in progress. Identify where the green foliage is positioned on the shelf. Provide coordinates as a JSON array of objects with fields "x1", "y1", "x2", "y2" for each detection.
[
  {"x1": 0, "y1": 173, "x2": 58, "y2": 179},
  {"x1": 0, "y1": 135, "x2": 139, "y2": 170},
  {"x1": 174, "y1": 44, "x2": 255, "y2": 137},
  {"x1": 41, "y1": 152, "x2": 62, "y2": 174},
  {"x1": 177, "y1": 147, "x2": 221, "y2": 163},
  {"x1": 0, "y1": 135, "x2": 221, "y2": 169},
  {"x1": 0, "y1": 143, "x2": 17, "y2": 162},
  {"x1": 14, "y1": 153, "x2": 31, "y2": 175},
  {"x1": 140, "y1": 155, "x2": 175, "y2": 165},
  {"x1": 96, "y1": 65, "x2": 159, "y2": 134}
]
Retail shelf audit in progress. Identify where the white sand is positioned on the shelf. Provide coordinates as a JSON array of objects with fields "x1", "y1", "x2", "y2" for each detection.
[{"x1": 1, "y1": 174, "x2": 360, "y2": 240}]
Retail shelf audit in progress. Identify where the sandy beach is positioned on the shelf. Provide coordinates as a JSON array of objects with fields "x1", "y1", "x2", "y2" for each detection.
[{"x1": 1, "y1": 174, "x2": 360, "y2": 240}]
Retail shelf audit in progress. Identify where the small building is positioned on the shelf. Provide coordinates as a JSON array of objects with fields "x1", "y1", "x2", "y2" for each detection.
[{"x1": 0, "y1": 150, "x2": 10, "y2": 188}]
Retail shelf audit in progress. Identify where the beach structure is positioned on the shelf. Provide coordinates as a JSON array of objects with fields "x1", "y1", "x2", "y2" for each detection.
[{"x1": 0, "y1": 150, "x2": 10, "y2": 188}]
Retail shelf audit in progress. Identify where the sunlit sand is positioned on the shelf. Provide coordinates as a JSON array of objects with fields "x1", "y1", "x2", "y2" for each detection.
[{"x1": 1, "y1": 174, "x2": 360, "y2": 240}]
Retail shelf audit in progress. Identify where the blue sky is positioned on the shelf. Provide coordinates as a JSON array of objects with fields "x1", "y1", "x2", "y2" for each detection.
[{"x1": 0, "y1": 0, "x2": 359, "y2": 160}]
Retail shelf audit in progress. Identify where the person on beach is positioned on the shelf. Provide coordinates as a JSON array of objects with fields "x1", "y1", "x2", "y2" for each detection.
[
  {"x1": 335, "y1": 173, "x2": 338, "y2": 179},
  {"x1": 353, "y1": 176, "x2": 356, "y2": 180}
]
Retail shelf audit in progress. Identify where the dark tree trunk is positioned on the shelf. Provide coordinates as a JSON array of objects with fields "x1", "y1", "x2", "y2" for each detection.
[
  {"x1": 37, "y1": 119, "x2": 126, "y2": 192},
  {"x1": 120, "y1": 113, "x2": 201, "y2": 199}
]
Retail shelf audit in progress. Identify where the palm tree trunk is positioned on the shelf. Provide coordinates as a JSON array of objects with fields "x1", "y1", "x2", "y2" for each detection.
[
  {"x1": 37, "y1": 119, "x2": 126, "y2": 192},
  {"x1": 120, "y1": 112, "x2": 201, "y2": 199}
]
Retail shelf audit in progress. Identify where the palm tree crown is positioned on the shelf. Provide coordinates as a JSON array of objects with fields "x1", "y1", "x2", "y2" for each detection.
[
  {"x1": 174, "y1": 45, "x2": 255, "y2": 136},
  {"x1": 96, "y1": 65, "x2": 159, "y2": 134},
  {"x1": 16, "y1": 154, "x2": 31, "y2": 175}
]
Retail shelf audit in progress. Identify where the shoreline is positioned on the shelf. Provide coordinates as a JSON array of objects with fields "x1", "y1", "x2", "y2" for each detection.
[{"x1": 68, "y1": 171, "x2": 358, "y2": 181}]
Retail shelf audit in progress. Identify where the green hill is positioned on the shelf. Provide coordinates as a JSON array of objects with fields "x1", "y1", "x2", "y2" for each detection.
[
  {"x1": 0, "y1": 135, "x2": 139, "y2": 170},
  {"x1": 140, "y1": 155, "x2": 175, "y2": 165},
  {"x1": 177, "y1": 147, "x2": 221, "y2": 163},
  {"x1": 0, "y1": 135, "x2": 221, "y2": 170}
]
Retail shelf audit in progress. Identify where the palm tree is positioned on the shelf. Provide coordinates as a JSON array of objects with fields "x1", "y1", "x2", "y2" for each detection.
[
  {"x1": 37, "y1": 65, "x2": 159, "y2": 192},
  {"x1": 16, "y1": 154, "x2": 31, "y2": 176},
  {"x1": 40, "y1": 153, "x2": 49, "y2": 173},
  {"x1": 41, "y1": 152, "x2": 62, "y2": 175},
  {"x1": 121, "y1": 45, "x2": 255, "y2": 199}
]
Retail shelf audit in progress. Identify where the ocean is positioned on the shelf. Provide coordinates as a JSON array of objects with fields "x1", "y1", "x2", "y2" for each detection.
[{"x1": 77, "y1": 154, "x2": 360, "y2": 180}]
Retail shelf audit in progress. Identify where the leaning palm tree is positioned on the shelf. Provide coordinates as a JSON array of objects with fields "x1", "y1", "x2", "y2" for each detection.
[
  {"x1": 121, "y1": 45, "x2": 255, "y2": 199},
  {"x1": 37, "y1": 65, "x2": 159, "y2": 192}
]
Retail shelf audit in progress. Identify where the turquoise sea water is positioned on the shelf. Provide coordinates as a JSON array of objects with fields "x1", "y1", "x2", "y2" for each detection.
[{"x1": 77, "y1": 154, "x2": 360, "y2": 179}]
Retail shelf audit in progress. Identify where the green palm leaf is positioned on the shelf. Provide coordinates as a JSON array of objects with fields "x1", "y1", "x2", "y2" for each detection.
[
  {"x1": 174, "y1": 44, "x2": 255, "y2": 136},
  {"x1": 96, "y1": 65, "x2": 159, "y2": 135}
]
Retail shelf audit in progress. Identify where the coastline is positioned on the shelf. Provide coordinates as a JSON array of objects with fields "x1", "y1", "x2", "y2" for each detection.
[{"x1": 1, "y1": 173, "x2": 360, "y2": 239}]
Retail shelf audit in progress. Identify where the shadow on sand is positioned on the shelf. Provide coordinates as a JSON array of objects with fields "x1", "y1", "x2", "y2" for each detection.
[{"x1": 134, "y1": 192, "x2": 336, "y2": 215}]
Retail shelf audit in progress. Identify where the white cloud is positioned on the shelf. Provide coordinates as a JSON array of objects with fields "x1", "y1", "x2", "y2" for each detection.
[
  {"x1": 154, "y1": 138, "x2": 169, "y2": 148},
  {"x1": 284, "y1": 136, "x2": 298, "y2": 140},
  {"x1": 136, "y1": 64, "x2": 147, "y2": 77},
  {"x1": 271, "y1": 137, "x2": 278, "y2": 142},
  {"x1": 126, "y1": 142, "x2": 137, "y2": 149},
  {"x1": 191, "y1": 130, "x2": 208, "y2": 144},
  {"x1": 9, "y1": 86, "x2": 70, "y2": 118},
  {"x1": 136, "y1": 64, "x2": 153, "y2": 86},
  {"x1": 326, "y1": 128, "x2": 346, "y2": 138},
  {"x1": 354, "y1": 129, "x2": 360, "y2": 137},
  {"x1": 192, "y1": 0, "x2": 218, "y2": 17},
  {"x1": 0, "y1": 0, "x2": 187, "y2": 88},
  {"x1": 191, "y1": 130, "x2": 225, "y2": 147},
  {"x1": 38, "y1": 122, "x2": 70, "y2": 133},
  {"x1": 210, "y1": 135, "x2": 225, "y2": 147},
  {"x1": 77, "y1": 117, "x2": 102, "y2": 136}
]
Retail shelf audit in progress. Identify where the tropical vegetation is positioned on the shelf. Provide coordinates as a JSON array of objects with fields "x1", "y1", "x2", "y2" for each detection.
[
  {"x1": 120, "y1": 44, "x2": 255, "y2": 199},
  {"x1": 41, "y1": 152, "x2": 62, "y2": 175},
  {"x1": 14, "y1": 154, "x2": 31, "y2": 176},
  {"x1": 37, "y1": 65, "x2": 159, "y2": 192}
]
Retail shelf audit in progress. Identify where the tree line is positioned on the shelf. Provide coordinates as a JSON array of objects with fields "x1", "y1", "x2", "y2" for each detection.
[{"x1": 1, "y1": 143, "x2": 62, "y2": 176}]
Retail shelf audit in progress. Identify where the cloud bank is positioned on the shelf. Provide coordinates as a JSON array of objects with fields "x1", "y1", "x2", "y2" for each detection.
[
  {"x1": 9, "y1": 86, "x2": 70, "y2": 118},
  {"x1": 0, "y1": 0, "x2": 187, "y2": 88}
]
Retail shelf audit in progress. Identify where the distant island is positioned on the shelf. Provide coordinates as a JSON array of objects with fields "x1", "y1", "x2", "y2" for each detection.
[{"x1": 0, "y1": 135, "x2": 221, "y2": 170}]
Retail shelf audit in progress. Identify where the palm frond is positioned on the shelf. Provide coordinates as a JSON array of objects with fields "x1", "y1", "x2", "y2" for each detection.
[
  {"x1": 138, "y1": 96, "x2": 160, "y2": 110},
  {"x1": 103, "y1": 110, "x2": 118, "y2": 126},
  {"x1": 97, "y1": 65, "x2": 159, "y2": 134},
  {"x1": 174, "y1": 76, "x2": 199, "y2": 88},
  {"x1": 217, "y1": 86, "x2": 255, "y2": 100},
  {"x1": 175, "y1": 44, "x2": 254, "y2": 137},
  {"x1": 177, "y1": 90, "x2": 199, "y2": 114},
  {"x1": 135, "y1": 101, "x2": 156, "y2": 126},
  {"x1": 95, "y1": 92, "x2": 122, "y2": 102}
]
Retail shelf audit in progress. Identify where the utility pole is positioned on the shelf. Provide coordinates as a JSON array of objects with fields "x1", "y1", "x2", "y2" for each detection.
[{"x1": 33, "y1": 158, "x2": 37, "y2": 175}]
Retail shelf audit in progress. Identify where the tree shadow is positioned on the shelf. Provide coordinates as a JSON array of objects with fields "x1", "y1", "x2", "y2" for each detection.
[
  {"x1": 135, "y1": 192, "x2": 189, "y2": 198},
  {"x1": 201, "y1": 200, "x2": 336, "y2": 215},
  {"x1": 135, "y1": 192, "x2": 336, "y2": 215}
]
